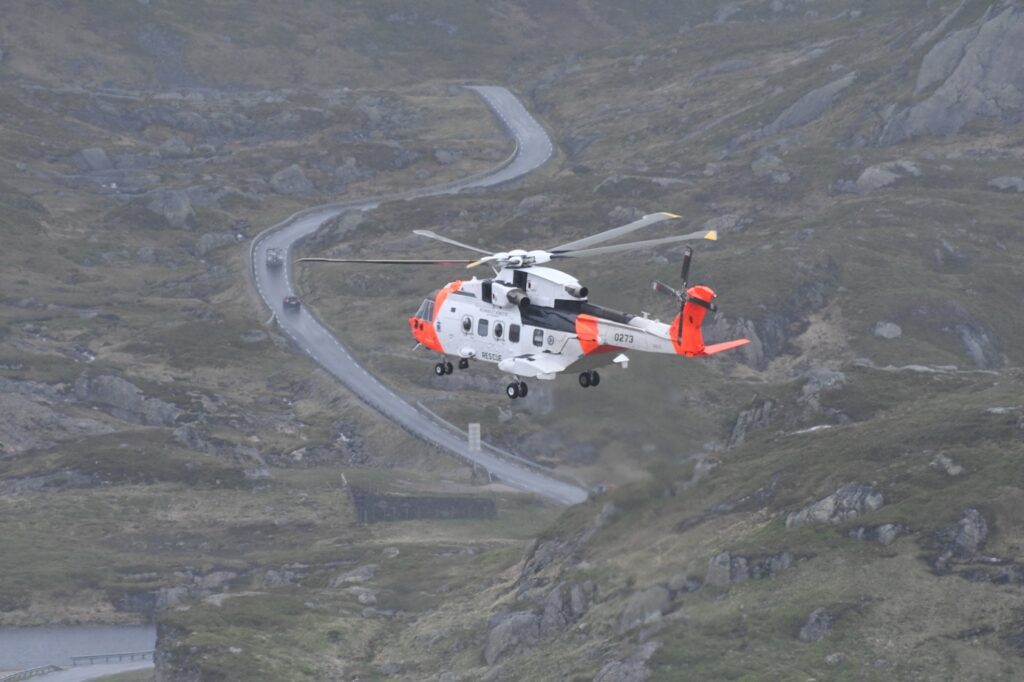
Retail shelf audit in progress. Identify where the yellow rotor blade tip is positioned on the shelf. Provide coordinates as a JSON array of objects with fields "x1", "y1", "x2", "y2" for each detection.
[{"x1": 704, "y1": 230, "x2": 718, "y2": 241}]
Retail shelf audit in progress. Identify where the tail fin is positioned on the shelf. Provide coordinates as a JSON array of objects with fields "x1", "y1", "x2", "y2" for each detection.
[{"x1": 670, "y1": 285, "x2": 749, "y2": 357}]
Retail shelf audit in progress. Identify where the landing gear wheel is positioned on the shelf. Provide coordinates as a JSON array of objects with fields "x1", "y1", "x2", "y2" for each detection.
[
  {"x1": 579, "y1": 372, "x2": 591, "y2": 388},
  {"x1": 518, "y1": 381, "x2": 529, "y2": 398},
  {"x1": 589, "y1": 370, "x2": 600, "y2": 387},
  {"x1": 434, "y1": 362, "x2": 446, "y2": 377},
  {"x1": 506, "y1": 382, "x2": 520, "y2": 399},
  {"x1": 458, "y1": 358, "x2": 469, "y2": 370},
  {"x1": 445, "y1": 361, "x2": 454, "y2": 375}
]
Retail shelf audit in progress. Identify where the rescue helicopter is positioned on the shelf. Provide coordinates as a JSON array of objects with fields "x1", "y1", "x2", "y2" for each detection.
[{"x1": 299, "y1": 212, "x2": 749, "y2": 399}]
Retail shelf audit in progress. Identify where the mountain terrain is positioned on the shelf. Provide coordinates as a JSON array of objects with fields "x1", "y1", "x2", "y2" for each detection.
[{"x1": 1, "y1": 1, "x2": 1023, "y2": 680}]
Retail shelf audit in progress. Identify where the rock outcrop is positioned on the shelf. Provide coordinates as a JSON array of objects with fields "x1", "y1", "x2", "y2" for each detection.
[
  {"x1": 786, "y1": 483, "x2": 883, "y2": 528},
  {"x1": 848, "y1": 523, "x2": 904, "y2": 546},
  {"x1": 881, "y1": 7, "x2": 1024, "y2": 144},
  {"x1": 73, "y1": 374, "x2": 182, "y2": 426},
  {"x1": 705, "y1": 551, "x2": 794, "y2": 587}
]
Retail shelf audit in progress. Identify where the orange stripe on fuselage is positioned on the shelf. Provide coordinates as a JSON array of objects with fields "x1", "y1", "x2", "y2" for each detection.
[
  {"x1": 575, "y1": 313, "x2": 620, "y2": 355},
  {"x1": 409, "y1": 280, "x2": 462, "y2": 353}
]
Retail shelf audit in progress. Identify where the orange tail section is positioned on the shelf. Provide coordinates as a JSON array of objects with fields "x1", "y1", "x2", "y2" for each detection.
[{"x1": 670, "y1": 285, "x2": 749, "y2": 357}]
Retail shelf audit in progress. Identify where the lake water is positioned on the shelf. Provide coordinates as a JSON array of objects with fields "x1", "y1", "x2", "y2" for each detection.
[{"x1": 0, "y1": 624, "x2": 156, "y2": 670}]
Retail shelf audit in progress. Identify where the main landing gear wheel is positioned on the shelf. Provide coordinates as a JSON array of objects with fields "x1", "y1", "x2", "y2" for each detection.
[
  {"x1": 445, "y1": 361, "x2": 454, "y2": 375},
  {"x1": 589, "y1": 370, "x2": 600, "y2": 386},
  {"x1": 435, "y1": 362, "x2": 453, "y2": 376},
  {"x1": 578, "y1": 372, "x2": 591, "y2": 388},
  {"x1": 458, "y1": 358, "x2": 469, "y2": 370},
  {"x1": 579, "y1": 371, "x2": 600, "y2": 388},
  {"x1": 506, "y1": 381, "x2": 528, "y2": 399}
]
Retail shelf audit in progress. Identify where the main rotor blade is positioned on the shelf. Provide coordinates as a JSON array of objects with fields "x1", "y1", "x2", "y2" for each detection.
[
  {"x1": 412, "y1": 229, "x2": 493, "y2": 255},
  {"x1": 549, "y1": 212, "x2": 680, "y2": 253},
  {"x1": 297, "y1": 257, "x2": 475, "y2": 266},
  {"x1": 652, "y1": 280, "x2": 681, "y2": 298},
  {"x1": 551, "y1": 230, "x2": 716, "y2": 259}
]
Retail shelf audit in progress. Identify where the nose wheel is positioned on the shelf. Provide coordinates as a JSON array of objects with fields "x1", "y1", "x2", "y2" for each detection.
[
  {"x1": 578, "y1": 370, "x2": 600, "y2": 388},
  {"x1": 505, "y1": 380, "x2": 529, "y2": 399},
  {"x1": 458, "y1": 358, "x2": 469, "y2": 370},
  {"x1": 434, "y1": 361, "x2": 454, "y2": 376}
]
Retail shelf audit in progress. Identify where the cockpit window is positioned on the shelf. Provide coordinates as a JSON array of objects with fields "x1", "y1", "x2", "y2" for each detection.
[{"x1": 414, "y1": 299, "x2": 434, "y2": 321}]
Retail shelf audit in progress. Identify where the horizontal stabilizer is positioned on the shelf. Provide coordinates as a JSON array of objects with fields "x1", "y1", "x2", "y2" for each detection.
[{"x1": 701, "y1": 339, "x2": 750, "y2": 356}]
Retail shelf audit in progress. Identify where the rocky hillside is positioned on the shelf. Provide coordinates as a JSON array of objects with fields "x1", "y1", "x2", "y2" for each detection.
[{"x1": 1, "y1": 1, "x2": 1023, "y2": 680}]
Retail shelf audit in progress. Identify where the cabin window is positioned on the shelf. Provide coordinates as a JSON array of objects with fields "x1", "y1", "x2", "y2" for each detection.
[
  {"x1": 494, "y1": 322, "x2": 504, "y2": 339},
  {"x1": 462, "y1": 315, "x2": 473, "y2": 333},
  {"x1": 414, "y1": 299, "x2": 434, "y2": 322},
  {"x1": 478, "y1": 318, "x2": 489, "y2": 336},
  {"x1": 532, "y1": 328, "x2": 543, "y2": 347},
  {"x1": 509, "y1": 324, "x2": 520, "y2": 343}
]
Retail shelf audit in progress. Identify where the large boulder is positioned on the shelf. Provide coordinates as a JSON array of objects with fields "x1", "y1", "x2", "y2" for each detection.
[
  {"x1": 617, "y1": 586, "x2": 671, "y2": 633},
  {"x1": 934, "y1": 508, "x2": 989, "y2": 573},
  {"x1": 483, "y1": 611, "x2": 540, "y2": 665},
  {"x1": 147, "y1": 190, "x2": 195, "y2": 229},
  {"x1": 786, "y1": 483, "x2": 884, "y2": 528},
  {"x1": 270, "y1": 164, "x2": 314, "y2": 196},
  {"x1": 798, "y1": 607, "x2": 833, "y2": 642},
  {"x1": 74, "y1": 147, "x2": 113, "y2": 172},
  {"x1": 989, "y1": 176, "x2": 1024, "y2": 193},
  {"x1": 882, "y1": 7, "x2": 1024, "y2": 144}
]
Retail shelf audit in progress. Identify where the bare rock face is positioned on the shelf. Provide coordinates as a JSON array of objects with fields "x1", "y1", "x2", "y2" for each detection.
[
  {"x1": 270, "y1": 164, "x2": 314, "y2": 196},
  {"x1": 617, "y1": 585, "x2": 671, "y2": 633},
  {"x1": 798, "y1": 607, "x2": 833, "y2": 642},
  {"x1": 786, "y1": 483, "x2": 884, "y2": 528},
  {"x1": 882, "y1": 7, "x2": 1024, "y2": 144}
]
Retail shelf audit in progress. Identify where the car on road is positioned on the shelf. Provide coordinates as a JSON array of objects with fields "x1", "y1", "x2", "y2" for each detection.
[
  {"x1": 283, "y1": 295, "x2": 301, "y2": 310},
  {"x1": 266, "y1": 247, "x2": 284, "y2": 268}
]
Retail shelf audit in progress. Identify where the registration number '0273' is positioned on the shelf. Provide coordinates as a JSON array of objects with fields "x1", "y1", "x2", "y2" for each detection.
[
  {"x1": 480, "y1": 352, "x2": 502, "y2": 361},
  {"x1": 612, "y1": 333, "x2": 634, "y2": 344}
]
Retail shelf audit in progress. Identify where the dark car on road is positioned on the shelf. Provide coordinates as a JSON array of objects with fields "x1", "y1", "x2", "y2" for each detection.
[{"x1": 283, "y1": 295, "x2": 301, "y2": 310}]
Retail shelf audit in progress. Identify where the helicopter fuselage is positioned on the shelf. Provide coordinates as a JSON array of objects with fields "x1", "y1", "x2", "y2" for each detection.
[{"x1": 407, "y1": 265, "x2": 730, "y2": 382}]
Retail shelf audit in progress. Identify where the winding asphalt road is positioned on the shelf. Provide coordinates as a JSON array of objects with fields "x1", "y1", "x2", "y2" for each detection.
[{"x1": 250, "y1": 86, "x2": 589, "y2": 506}]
